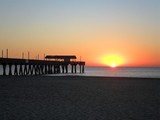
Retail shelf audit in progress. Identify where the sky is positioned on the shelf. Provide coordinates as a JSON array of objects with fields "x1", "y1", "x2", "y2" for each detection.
[{"x1": 0, "y1": 0, "x2": 160, "y2": 67}]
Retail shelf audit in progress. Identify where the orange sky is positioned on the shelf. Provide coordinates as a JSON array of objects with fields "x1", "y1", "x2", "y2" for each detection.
[{"x1": 0, "y1": 0, "x2": 160, "y2": 67}]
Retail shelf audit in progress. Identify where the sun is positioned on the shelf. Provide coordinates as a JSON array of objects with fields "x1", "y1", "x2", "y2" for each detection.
[
  {"x1": 111, "y1": 63, "x2": 116, "y2": 68},
  {"x1": 101, "y1": 54, "x2": 125, "y2": 67}
]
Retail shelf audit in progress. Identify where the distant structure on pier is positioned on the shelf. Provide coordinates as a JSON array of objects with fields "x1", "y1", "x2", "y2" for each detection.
[
  {"x1": 45, "y1": 55, "x2": 76, "y2": 62},
  {"x1": 0, "y1": 54, "x2": 85, "y2": 76}
]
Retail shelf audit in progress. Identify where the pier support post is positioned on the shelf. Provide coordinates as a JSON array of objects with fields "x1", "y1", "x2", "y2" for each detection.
[
  {"x1": 35, "y1": 65, "x2": 40, "y2": 75},
  {"x1": 43, "y1": 65, "x2": 45, "y2": 74},
  {"x1": 58, "y1": 65, "x2": 61, "y2": 73},
  {"x1": 44, "y1": 65, "x2": 47, "y2": 74},
  {"x1": 74, "y1": 65, "x2": 77, "y2": 73},
  {"x1": 65, "y1": 65, "x2": 68, "y2": 73},
  {"x1": 62, "y1": 65, "x2": 65, "y2": 73},
  {"x1": 2, "y1": 64, "x2": 6, "y2": 76},
  {"x1": 30, "y1": 65, "x2": 34, "y2": 75},
  {"x1": 26, "y1": 65, "x2": 29, "y2": 75},
  {"x1": 51, "y1": 65, "x2": 54, "y2": 74},
  {"x1": 51, "y1": 65, "x2": 53, "y2": 74},
  {"x1": 40, "y1": 65, "x2": 44, "y2": 74},
  {"x1": 80, "y1": 65, "x2": 82, "y2": 73},
  {"x1": 82, "y1": 65, "x2": 84, "y2": 73},
  {"x1": 28, "y1": 64, "x2": 32, "y2": 75},
  {"x1": 19, "y1": 64, "x2": 23, "y2": 75},
  {"x1": 33, "y1": 65, "x2": 36, "y2": 75},
  {"x1": 54, "y1": 65, "x2": 60, "y2": 74},
  {"x1": 48, "y1": 65, "x2": 52, "y2": 74},
  {"x1": 14, "y1": 64, "x2": 18, "y2": 75},
  {"x1": 53, "y1": 65, "x2": 57, "y2": 74},
  {"x1": 24, "y1": 64, "x2": 28, "y2": 75},
  {"x1": 47, "y1": 65, "x2": 50, "y2": 74},
  {"x1": 71, "y1": 65, "x2": 74, "y2": 73},
  {"x1": 9, "y1": 64, "x2": 12, "y2": 75},
  {"x1": 37, "y1": 65, "x2": 41, "y2": 75},
  {"x1": 34, "y1": 65, "x2": 37, "y2": 75}
]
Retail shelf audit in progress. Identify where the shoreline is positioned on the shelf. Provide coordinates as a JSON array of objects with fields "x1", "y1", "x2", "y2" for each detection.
[{"x1": 0, "y1": 75, "x2": 160, "y2": 80}]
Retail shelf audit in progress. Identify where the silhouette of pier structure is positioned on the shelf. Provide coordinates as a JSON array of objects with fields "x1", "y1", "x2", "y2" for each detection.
[{"x1": 0, "y1": 55, "x2": 85, "y2": 76}]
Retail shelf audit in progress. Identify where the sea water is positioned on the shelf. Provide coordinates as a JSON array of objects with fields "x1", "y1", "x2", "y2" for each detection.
[
  {"x1": 0, "y1": 65, "x2": 160, "y2": 78},
  {"x1": 83, "y1": 66, "x2": 160, "y2": 78}
]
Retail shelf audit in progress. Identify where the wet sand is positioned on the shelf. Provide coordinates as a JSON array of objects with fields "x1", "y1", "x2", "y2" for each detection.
[{"x1": 0, "y1": 76, "x2": 160, "y2": 120}]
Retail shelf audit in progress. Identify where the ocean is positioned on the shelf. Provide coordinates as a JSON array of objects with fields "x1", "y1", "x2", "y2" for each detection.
[
  {"x1": 49, "y1": 66, "x2": 160, "y2": 78},
  {"x1": 82, "y1": 66, "x2": 160, "y2": 78},
  {"x1": 0, "y1": 65, "x2": 160, "y2": 78}
]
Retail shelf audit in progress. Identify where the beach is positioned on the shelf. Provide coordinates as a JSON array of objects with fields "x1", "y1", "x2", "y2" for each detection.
[{"x1": 0, "y1": 76, "x2": 160, "y2": 120}]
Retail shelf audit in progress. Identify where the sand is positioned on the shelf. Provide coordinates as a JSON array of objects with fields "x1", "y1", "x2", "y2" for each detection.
[{"x1": 0, "y1": 76, "x2": 160, "y2": 120}]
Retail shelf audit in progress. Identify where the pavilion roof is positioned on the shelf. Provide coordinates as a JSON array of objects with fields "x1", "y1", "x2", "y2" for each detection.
[{"x1": 45, "y1": 55, "x2": 77, "y2": 59}]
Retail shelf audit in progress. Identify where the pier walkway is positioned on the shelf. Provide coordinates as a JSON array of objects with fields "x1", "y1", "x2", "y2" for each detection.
[{"x1": 0, "y1": 55, "x2": 85, "y2": 76}]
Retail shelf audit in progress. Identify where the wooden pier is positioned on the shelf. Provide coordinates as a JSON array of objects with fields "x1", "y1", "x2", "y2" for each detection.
[{"x1": 0, "y1": 55, "x2": 85, "y2": 76}]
